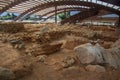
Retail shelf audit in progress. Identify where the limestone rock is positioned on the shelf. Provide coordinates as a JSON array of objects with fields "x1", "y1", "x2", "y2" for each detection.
[
  {"x1": 74, "y1": 43, "x2": 107, "y2": 64},
  {"x1": 36, "y1": 55, "x2": 47, "y2": 62},
  {"x1": 85, "y1": 65, "x2": 106, "y2": 73},
  {"x1": 9, "y1": 39, "x2": 25, "y2": 49},
  {"x1": 111, "y1": 39, "x2": 120, "y2": 48},
  {"x1": 74, "y1": 43, "x2": 120, "y2": 68},
  {"x1": 0, "y1": 67, "x2": 15, "y2": 80},
  {"x1": 62, "y1": 56, "x2": 75, "y2": 68},
  {"x1": 107, "y1": 48, "x2": 120, "y2": 68}
]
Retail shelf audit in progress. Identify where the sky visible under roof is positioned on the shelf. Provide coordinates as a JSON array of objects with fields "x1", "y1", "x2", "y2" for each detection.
[{"x1": 0, "y1": 0, "x2": 119, "y2": 17}]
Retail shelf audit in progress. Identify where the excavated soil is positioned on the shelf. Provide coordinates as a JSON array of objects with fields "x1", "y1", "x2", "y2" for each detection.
[{"x1": 0, "y1": 23, "x2": 120, "y2": 80}]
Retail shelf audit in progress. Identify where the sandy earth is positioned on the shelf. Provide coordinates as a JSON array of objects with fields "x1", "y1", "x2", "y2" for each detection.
[{"x1": 0, "y1": 24, "x2": 120, "y2": 80}]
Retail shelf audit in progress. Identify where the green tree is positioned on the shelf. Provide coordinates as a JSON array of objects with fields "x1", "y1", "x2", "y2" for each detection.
[
  {"x1": 58, "y1": 12, "x2": 70, "y2": 20},
  {"x1": 5, "y1": 13, "x2": 11, "y2": 19},
  {"x1": 1, "y1": 13, "x2": 12, "y2": 20}
]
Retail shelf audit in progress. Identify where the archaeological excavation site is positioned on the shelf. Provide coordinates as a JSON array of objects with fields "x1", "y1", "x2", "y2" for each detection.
[{"x1": 0, "y1": 0, "x2": 120, "y2": 80}]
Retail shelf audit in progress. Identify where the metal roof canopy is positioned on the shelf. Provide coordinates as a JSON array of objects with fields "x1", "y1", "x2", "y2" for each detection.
[{"x1": 0, "y1": 0, "x2": 119, "y2": 21}]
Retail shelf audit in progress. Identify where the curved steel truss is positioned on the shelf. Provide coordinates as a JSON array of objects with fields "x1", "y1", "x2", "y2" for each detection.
[
  {"x1": 0, "y1": 0, "x2": 119, "y2": 22},
  {"x1": 0, "y1": 0, "x2": 29, "y2": 14},
  {"x1": 41, "y1": 9, "x2": 111, "y2": 21},
  {"x1": 13, "y1": 1, "x2": 120, "y2": 21},
  {"x1": 21, "y1": 6, "x2": 89, "y2": 21}
]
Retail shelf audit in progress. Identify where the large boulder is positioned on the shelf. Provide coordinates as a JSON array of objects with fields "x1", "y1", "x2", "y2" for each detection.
[
  {"x1": 74, "y1": 43, "x2": 108, "y2": 64},
  {"x1": 74, "y1": 43, "x2": 120, "y2": 68},
  {"x1": 0, "y1": 67, "x2": 15, "y2": 80}
]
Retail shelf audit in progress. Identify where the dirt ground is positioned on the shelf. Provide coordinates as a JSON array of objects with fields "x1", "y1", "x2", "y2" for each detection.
[{"x1": 0, "y1": 23, "x2": 120, "y2": 80}]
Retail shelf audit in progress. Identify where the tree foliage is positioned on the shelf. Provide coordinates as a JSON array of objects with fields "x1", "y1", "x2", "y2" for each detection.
[
  {"x1": 0, "y1": 13, "x2": 17, "y2": 20},
  {"x1": 58, "y1": 12, "x2": 70, "y2": 20}
]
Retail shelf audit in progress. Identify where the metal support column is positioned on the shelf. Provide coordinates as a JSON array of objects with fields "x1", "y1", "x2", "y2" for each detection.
[
  {"x1": 54, "y1": 0, "x2": 57, "y2": 23},
  {"x1": 64, "y1": 9, "x2": 67, "y2": 18},
  {"x1": 118, "y1": 15, "x2": 120, "y2": 29},
  {"x1": 55, "y1": 6, "x2": 57, "y2": 23}
]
